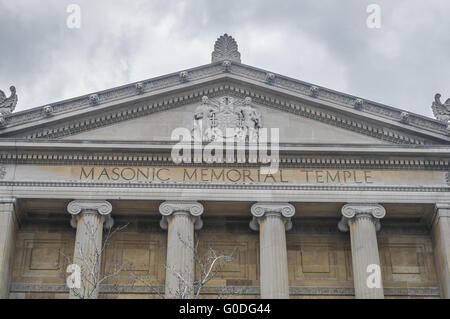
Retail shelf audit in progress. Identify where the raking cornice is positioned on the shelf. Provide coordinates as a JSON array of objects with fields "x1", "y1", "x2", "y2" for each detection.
[{"x1": 0, "y1": 61, "x2": 448, "y2": 143}]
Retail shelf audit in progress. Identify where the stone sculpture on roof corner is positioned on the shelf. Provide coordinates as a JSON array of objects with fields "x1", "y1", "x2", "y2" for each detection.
[
  {"x1": 0, "y1": 86, "x2": 18, "y2": 115},
  {"x1": 432, "y1": 93, "x2": 450, "y2": 123}
]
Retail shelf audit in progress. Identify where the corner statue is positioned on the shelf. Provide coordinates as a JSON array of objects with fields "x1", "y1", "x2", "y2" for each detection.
[
  {"x1": 431, "y1": 93, "x2": 450, "y2": 123},
  {"x1": 0, "y1": 86, "x2": 18, "y2": 115},
  {"x1": 192, "y1": 95, "x2": 262, "y2": 142}
]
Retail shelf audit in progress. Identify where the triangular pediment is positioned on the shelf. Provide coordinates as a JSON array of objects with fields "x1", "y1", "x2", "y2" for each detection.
[
  {"x1": 0, "y1": 63, "x2": 448, "y2": 146},
  {"x1": 59, "y1": 95, "x2": 389, "y2": 145}
]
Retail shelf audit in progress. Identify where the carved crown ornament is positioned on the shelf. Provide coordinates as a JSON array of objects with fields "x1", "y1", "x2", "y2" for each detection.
[
  {"x1": 211, "y1": 33, "x2": 241, "y2": 63},
  {"x1": 192, "y1": 95, "x2": 262, "y2": 142}
]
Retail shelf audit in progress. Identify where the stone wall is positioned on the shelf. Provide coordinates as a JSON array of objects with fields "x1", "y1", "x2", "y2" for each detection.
[{"x1": 8, "y1": 217, "x2": 440, "y2": 299}]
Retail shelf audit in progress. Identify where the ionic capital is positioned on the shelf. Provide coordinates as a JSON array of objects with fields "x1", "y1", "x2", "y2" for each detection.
[
  {"x1": 250, "y1": 202, "x2": 295, "y2": 231},
  {"x1": 338, "y1": 203, "x2": 386, "y2": 232},
  {"x1": 159, "y1": 201, "x2": 204, "y2": 230},
  {"x1": 67, "y1": 200, "x2": 113, "y2": 229}
]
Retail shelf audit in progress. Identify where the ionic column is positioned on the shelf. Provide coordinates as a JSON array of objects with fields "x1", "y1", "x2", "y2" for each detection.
[
  {"x1": 432, "y1": 203, "x2": 450, "y2": 298},
  {"x1": 0, "y1": 199, "x2": 18, "y2": 299},
  {"x1": 67, "y1": 200, "x2": 113, "y2": 299},
  {"x1": 250, "y1": 202, "x2": 295, "y2": 299},
  {"x1": 338, "y1": 203, "x2": 386, "y2": 299},
  {"x1": 159, "y1": 201, "x2": 204, "y2": 299}
]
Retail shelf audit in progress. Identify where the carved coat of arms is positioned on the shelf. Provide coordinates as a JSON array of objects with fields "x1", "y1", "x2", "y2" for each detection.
[{"x1": 192, "y1": 96, "x2": 262, "y2": 142}]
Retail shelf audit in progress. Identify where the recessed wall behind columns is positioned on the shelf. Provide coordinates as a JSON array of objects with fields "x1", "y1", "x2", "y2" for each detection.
[
  {"x1": 8, "y1": 216, "x2": 441, "y2": 299},
  {"x1": 286, "y1": 218, "x2": 440, "y2": 299}
]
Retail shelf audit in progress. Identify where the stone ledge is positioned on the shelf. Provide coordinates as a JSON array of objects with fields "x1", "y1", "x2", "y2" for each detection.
[{"x1": 10, "y1": 283, "x2": 441, "y2": 297}]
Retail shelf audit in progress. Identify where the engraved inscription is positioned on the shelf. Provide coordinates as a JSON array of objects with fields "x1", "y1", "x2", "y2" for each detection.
[{"x1": 75, "y1": 166, "x2": 377, "y2": 185}]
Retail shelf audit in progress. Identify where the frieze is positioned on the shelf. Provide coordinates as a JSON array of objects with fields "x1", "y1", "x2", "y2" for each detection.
[{"x1": 0, "y1": 165, "x2": 449, "y2": 193}]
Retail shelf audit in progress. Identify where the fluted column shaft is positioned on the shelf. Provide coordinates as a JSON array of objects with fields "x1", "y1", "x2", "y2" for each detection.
[
  {"x1": 159, "y1": 201, "x2": 204, "y2": 299},
  {"x1": 338, "y1": 203, "x2": 385, "y2": 299},
  {"x1": 67, "y1": 200, "x2": 113, "y2": 299},
  {"x1": 432, "y1": 203, "x2": 450, "y2": 298},
  {"x1": 250, "y1": 202, "x2": 295, "y2": 299},
  {"x1": 0, "y1": 199, "x2": 17, "y2": 299}
]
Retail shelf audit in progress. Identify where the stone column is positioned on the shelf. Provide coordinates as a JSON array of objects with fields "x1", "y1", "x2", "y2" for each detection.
[
  {"x1": 250, "y1": 202, "x2": 295, "y2": 299},
  {"x1": 0, "y1": 199, "x2": 18, "y2": 299},
  {"x1": 67, "y1": 200, "x2": 113, "y2": 299},
  {"x1": 338, "y1": 203, "x2": 386, "y2": 299},
  {"x1": 432, "y1": 203, "x2": 450, "y2": 298},
  {"x1": 159, "y1": 201, "x2": 204, "y2": 299}
]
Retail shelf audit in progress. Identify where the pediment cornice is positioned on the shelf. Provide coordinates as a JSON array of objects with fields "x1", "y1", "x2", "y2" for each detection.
[{"x1": 0, "y1": 61, "x2": 448, "y2": 143}]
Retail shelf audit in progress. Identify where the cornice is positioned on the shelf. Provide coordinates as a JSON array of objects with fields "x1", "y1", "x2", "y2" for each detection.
[
  {"x1": 0, "y1": 62, "x2": 448, "y2": 143},
  {"x1": 0, "y1": 180, "x2": 448, "y2": 193},
  {"x1": 1, "y1": 81, "x2": 441, "y2": 145},
  {"x1": 1, "y1": 142, "x2": 450, "y2": 170}
]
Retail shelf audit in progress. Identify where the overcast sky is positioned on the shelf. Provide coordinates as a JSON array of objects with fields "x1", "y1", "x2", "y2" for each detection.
[{"x1": 1, "y1": 0, "x2": 449, "y2": 118}]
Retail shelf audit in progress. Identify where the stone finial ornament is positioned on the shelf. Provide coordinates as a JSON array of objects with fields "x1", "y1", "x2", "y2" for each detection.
[
  {"x1": 400, "y1": 111, "x2": 410, "y2": 123},
  {"x1": 354, "y1": 98, "x2": 364, "y2": 110},
  {"x1": 0, "y1": 86, "x2": 18, "y2": 115},
  {"x1": 89, "y1": 94, "x2": 99, "y2": 106},
  {"x1": 432, "y1": 93, "x2": 450, "y2": 123},
  {"x1": 222, "y1": 60, "x2": 232, "y2": 72},
  {"x1": 179, "y1": 71, "x2": 189, "y2": 83},
  {"x1": 43, "y1": 105, "x2": 54, "y2": 117},
  {"x1": 309, "y1": 85, "x2": 319, "y2": 98},
  {"x1": 265, "y1": 72, "x2": 275, "y2": 84},
  {"x1": 211, "y1": 33, "x2": 241, "y2": 63},
  {"x1": 135, "y1": 82, "x2": 144, "y2": 94}
]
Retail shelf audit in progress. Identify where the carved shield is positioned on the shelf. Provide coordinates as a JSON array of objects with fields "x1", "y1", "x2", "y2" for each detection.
[{"x1": 214, "y1": 109, "x2": 241, "y2": 139}]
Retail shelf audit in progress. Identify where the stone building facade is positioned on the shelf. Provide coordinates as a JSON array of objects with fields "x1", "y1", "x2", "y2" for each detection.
[{"x1": 0, "y1": 34, "x2": 450, "y2": 299}]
